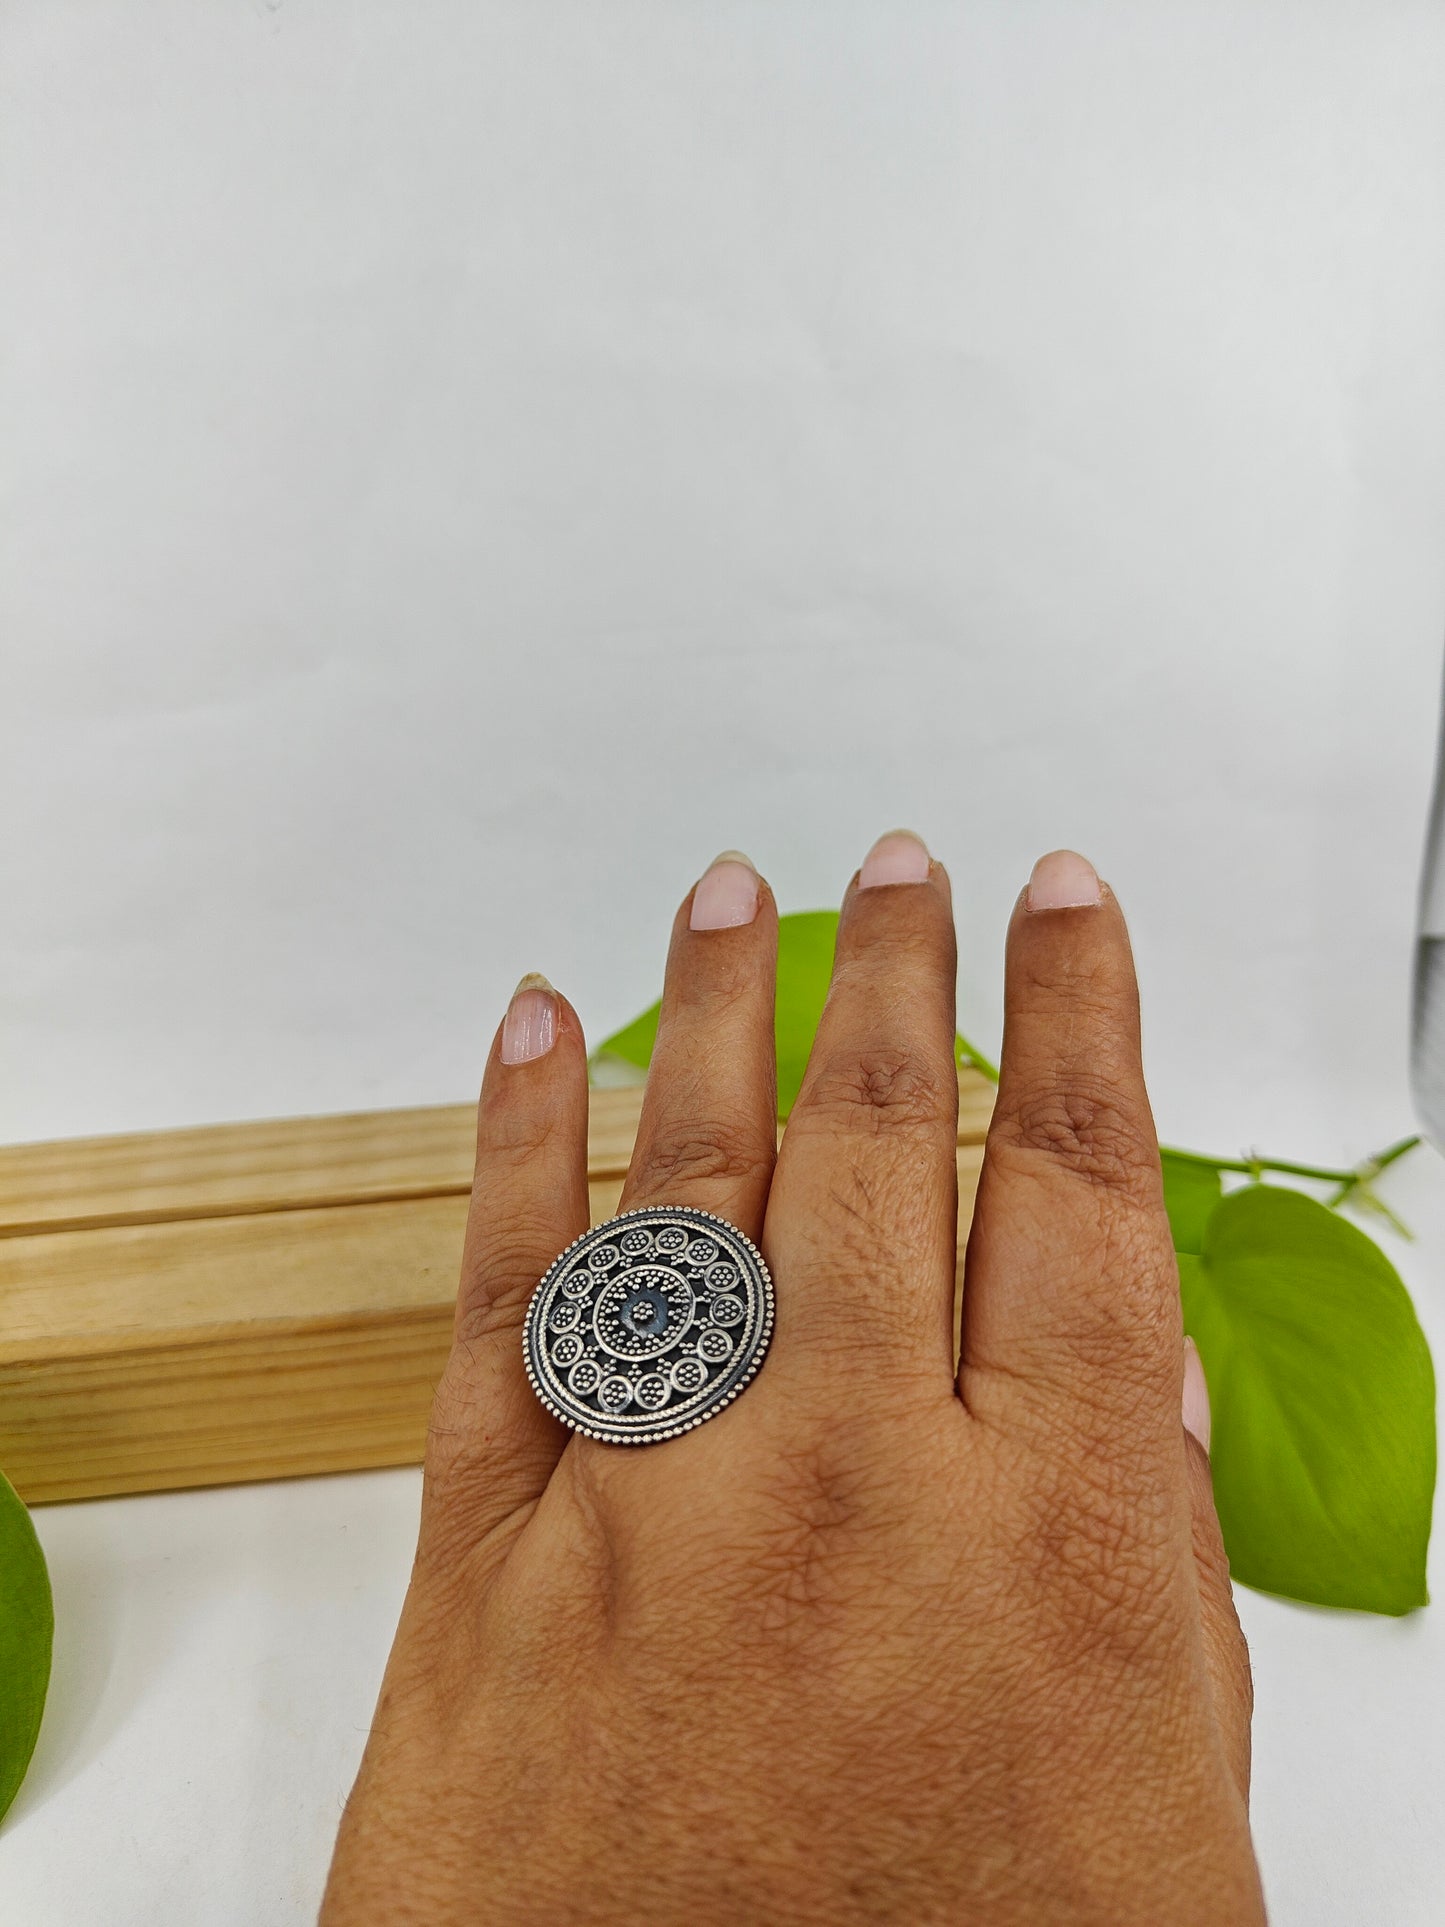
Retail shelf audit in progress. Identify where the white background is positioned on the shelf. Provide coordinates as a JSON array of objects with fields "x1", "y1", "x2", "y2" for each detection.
[{"x1": 3, "y1": 2, "x2": 1444, "y2": 1921}]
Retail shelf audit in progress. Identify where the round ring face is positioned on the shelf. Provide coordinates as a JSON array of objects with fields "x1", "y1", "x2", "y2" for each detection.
[{"x1": 523, "y1": 1207, "x2": 774, "y2": 1444}]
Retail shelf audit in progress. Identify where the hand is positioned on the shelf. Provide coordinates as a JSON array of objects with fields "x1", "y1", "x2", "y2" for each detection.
[{"x1": 322, "y1": 835, "x2": 1264, "y2": 1926}]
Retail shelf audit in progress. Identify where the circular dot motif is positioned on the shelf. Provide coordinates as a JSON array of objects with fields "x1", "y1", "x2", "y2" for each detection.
[
  {"x1": 598, "y1": 1375, "x2": 633, "y2": 1412},
  {"x1": 551, "y1": 1333, "x2": 583, "y2": 1368},
  {"x1": 709, "y1": 1293, "x2": 744, "y2": 1327},
  {"x1": 698, "y1": 1328, "x2": 734, "y2": 1364},
  {"x1": 568, "y1": 1357, "x2": 602, "y2": 1396},
  {"x1": 669, "y1": 1356, "x2": 707, "y2": 1395}
]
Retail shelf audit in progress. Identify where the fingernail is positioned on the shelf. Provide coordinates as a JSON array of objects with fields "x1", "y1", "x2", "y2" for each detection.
[
  {"x1": 1025, "y1": 849, "x2": 1102, "y2": 911},
  {"x1": 500, "y1": 972, "x2": 558, "y2": 1064},
  {"x1": 690, "y1": 851, "x2": 761, "y2": 931},
  {"x1": 859, "y1": 829, "x2": 932, "y2": 889},
  {"x1": 1182, "y1": 1337, "x2": 1212, "y2": 1454}
]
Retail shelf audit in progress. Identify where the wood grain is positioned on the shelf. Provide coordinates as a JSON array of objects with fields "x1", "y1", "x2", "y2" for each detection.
[{"x1": 0, "y1": 1071, "x2": 994, "y2": 1504}]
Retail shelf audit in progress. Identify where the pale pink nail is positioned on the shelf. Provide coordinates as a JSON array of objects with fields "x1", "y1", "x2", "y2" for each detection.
[
  {"x1": 500, "y1": 973, "x2": 558, "y2": 1064},
  {"x1": 1025, "y1": 849, "x2": 1102, "y2": 911},
  {"x1": 690, "y1": 851, "x2": 760, "y2": 931},
  {"x1": 1182, "y1": 1337, "x2": 1212, "y2": 1454},
  {"x1": 859, "y1": 829, "x2": 931, "y2": 889}
]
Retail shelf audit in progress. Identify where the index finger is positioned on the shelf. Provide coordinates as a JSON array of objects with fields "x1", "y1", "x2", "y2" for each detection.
[{"x1": 959, "y1": 851, "x2": 1182, "y2": 1460}]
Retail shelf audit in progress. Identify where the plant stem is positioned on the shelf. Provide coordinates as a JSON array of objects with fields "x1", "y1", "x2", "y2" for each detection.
[
  {"x1": 1160, "y1": 1145, "x2": 1362, "y2": 1184},
  {"x1": 1322, "y1": 1135, "x2": 1421, "y2": 1206},
  {"x1": 1159, "y1": 1135, "x2": 1421, "y2": 1188},
  {"x1": 955, "y1": 1031, "x2": 1000, "y2": 1083},
  {"x1": 953, "y1": 1030, "x2": 1425, "y2": 1217}
]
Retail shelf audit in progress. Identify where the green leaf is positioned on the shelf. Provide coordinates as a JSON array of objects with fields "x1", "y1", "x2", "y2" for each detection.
[
  {"x1": 1180, "y1": 1186, "x2": 1436, "y2": 1615},
  {"x1": 0, "y1": 1469, "x2": 52, "y2": 1822},
  {"x1": 771, "y1": 912, "x2": 842, "y2": 1118},
  {"x1": 589, "y1": 995, "x2": 660, "y2": 1085},
  {"x1": 1161, "y1": 1152, "x2": 1223, "y2": 1256},
  {"x1": 593, "y1": 910, "x2": 843, "y2": 1120}
]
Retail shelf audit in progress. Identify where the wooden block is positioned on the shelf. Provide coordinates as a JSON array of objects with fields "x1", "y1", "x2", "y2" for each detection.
[
  {"x1": 0, "y1": 1086, "x2": 655, "y2": 1239},
  {"x1": 0, "y1": 1071, "x2": 995, "y2": 1504}
]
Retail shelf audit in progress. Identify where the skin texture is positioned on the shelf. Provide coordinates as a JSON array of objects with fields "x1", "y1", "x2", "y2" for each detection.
[{"x1": 321, "y1": 843, "x2": 1265, "y2": 1926}]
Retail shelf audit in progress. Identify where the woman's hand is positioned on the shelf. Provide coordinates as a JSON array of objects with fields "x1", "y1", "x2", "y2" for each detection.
[{"x1": 322, "y1": 835, "x2": 1264, "y2": 1926}]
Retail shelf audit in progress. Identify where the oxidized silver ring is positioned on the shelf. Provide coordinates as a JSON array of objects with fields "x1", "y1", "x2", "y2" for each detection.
[{"x1": 522, "y1": 1205, "x2": 775, "y2": 1444}]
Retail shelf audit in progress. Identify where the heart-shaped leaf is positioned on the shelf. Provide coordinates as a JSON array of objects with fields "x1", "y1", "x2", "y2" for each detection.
[
  {"x1": 1161, "y1": 1152, "x2": 1223, "y2": 1255},
  {"x1": 0, "y1": 1470, "x2": 52, "y2": 1822},
  {"x1": 1179, "y1": 1185, "x2": 1435, "y2": 1615}
]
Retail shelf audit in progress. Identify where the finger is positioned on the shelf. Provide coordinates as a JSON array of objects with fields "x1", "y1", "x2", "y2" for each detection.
[
  {"x1": 422, "y1": 973, "x2": 590, "y2": 1561},
  {"x1": 618, "y1": 851, "x2": 778, "y2": 1244},
  {"x1": 766, "y1": 830, "x2": 958, "y2": 1381},
  {"x1": 1183, "y1": 1339, "x2": 1254, "y2": 1802},
  {"x1": 959, "y1": 851, "x2": 1181, "y2": 1456}
]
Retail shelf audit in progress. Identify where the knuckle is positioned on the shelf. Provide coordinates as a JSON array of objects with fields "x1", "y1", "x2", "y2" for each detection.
[
  {"x1": 991, "y1": 1076, "x2": 1159, "y2": 1197},
  {"x1": 634, "y1": 1118, "x2": 772, "y2": 1195},
  {"x1": 800, "y1": 1045, "x2": 954, "y2": 1141},
  {"x1": 475, "y1": 1080, "x2": 571, "y2": 1169},
  {"x1": 1016, "y1": 946, "x2": 1132, "y2": 1016},
  {"x1": 672, "y1": 958, "x2": 759, "y2": 1020}
]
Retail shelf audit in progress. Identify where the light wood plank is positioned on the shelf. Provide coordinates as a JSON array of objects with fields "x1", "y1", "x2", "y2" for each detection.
[
  {"x1": 0, "y1": 1070, "x2": 997, "y2": 1239},
  {"x1": 0, "y1": 1088, "x2": 652, "y2": 1238},
  {"x1": 1, "y1": 1074, "x2": 995, "y2": 1504},
  {"x1": 0, "y1": 1314, "x2": 453, "y2": 1503},
  {"x1": 0, "y1": 1196, "x2": 470, "y2": 1355}
]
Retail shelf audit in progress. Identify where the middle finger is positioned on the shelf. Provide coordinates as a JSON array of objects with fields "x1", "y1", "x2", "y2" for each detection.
[{"x1": 766, "y1": 830, "x2": 960, "y2": 1384}]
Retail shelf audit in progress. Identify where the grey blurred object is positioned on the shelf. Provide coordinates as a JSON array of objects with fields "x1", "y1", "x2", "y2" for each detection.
[{"x1": 1413, "y1": 658, "x2": 1445, "y2": 1148}]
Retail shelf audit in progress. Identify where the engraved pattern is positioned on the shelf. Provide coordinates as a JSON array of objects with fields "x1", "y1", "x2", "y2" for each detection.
[
  {"x1": 568, "y1": 1357, "x2": 602, "y2": 1396},
  {"x1": 591, "y1": 1267, "x2": 695, "y2": 1360},
  {"x1": 669, "y1": 1356, "x2": 707, "y2": 1395},
  {"x1": 523, "y1": 1207, "x2": 775, "y2": 1444},
  {"x1": 634, "y1": 1374, "x2": 670, "y2": 1411}
]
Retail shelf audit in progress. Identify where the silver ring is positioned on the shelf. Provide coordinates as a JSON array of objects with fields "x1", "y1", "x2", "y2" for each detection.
[{"x1": 522, "y1": 1205, "x2": 775, "y2": 1444}]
